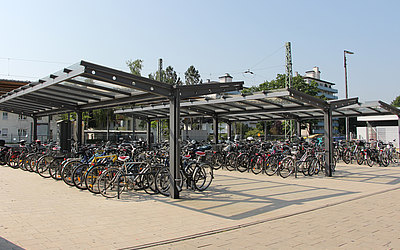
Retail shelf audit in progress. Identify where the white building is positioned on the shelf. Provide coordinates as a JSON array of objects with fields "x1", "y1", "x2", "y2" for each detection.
[
  {"x1": 0, "y1": 111, "x2": 57, "y2": 143},
  {"x1": 302, "y1": 66, "x2": 338, "y2": 100},
  {"x1": 356, "y1": 115, "x2": 399, "y2": 148}
]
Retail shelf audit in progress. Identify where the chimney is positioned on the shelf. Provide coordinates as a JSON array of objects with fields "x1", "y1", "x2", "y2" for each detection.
[
  {"x1": 313, "y1": 66, "x2": 320, "y2": 79},
  {"x1": 219, "y1": 73, "x2": 233, "y2": 83}
]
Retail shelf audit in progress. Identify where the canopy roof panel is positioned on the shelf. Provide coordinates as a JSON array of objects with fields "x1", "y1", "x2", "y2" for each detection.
[
  {"x1": 116, "y1": 88, "x2": 399, "y2": 121},
  {"x1": 0, "y1": 61, "x2": 244, "y2": 117}
]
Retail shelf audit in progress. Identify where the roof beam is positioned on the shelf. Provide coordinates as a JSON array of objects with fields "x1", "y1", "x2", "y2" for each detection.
[
  {"x1": 81, "y1": 60, "x2": 172, "y2": 97},
  {"x1": 378, "y1": 101, "x2": 400, "y2": 116},
  {"x1": 178, "y1": 82, "x2": 244, "y2": 99},
  {"x1": 66, "y1": 79, "x2": 131, "y2": 96}
]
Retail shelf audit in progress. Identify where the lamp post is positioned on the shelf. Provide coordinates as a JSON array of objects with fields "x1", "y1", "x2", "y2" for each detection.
[{"x1": 344, "y1": 50, "x2": 354, "y2": 140}]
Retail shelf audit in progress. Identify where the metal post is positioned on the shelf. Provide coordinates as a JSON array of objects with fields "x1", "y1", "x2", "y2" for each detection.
[
  {"x1": 296, "y1": 120, "x2": 301, "y2": 138},
  {"x1": 324, "y1": 107, "x2": 333, "y2": 177},
  {"x1": 146, "y1": 119, "x2": 151, "y2": 149},
  {"x1": 213, "y1": 115, "x2": 218, "y2": 144},
  {"x1": 186, "y1": 119, "x2": 191, "y2": 140},
  {"x1": 344, "y1": 50, "x2": 354, "y2": 141},
  {"x1": 398, "y1": 117, "x2": 400, "y2": 150},
  {"x1": 33, "y1": 117, "x2": 38, "y2": 141},
  {"x1": 77, "y1": 111, "x2": 83, "y2": 146},
  {"x1": 131, "y1": 116, "x2": 136, "y2": 140},
  {"x1": 169, "y1": 87, "x2": 180, "y2": 199},
  {"x1": 47, "y1": 115, "x2": 51, "y2": 142},
  {"x1": 106, "y1": 112, "x2": 110, "y2": 141},
  {"x1": 264, "y1": 121, "x2": 267, "y2": 141},
  {"x1": 227, "y1": 122, "x2": 232, "y2": 141}
]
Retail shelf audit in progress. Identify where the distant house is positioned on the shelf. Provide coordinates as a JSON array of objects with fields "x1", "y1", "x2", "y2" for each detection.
[
  {"x1": 356, "y1": 115, "x2": 399, "y2": 148},
  {"x1": 0, "y1": 79, "x2": 56, "y2": 143},
  {"x1": 301, "y1": 67, "x2": 338, "y2": 100},
  {"x1": 298, "y1": 67, "x2": 339, "y2": 135}
]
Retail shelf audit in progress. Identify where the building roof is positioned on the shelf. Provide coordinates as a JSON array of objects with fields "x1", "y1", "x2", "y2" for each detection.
[
  {"x1": 302, "y1": 76, "x2": 335, "y2": 86},
  {"x1": 0, "y1": 79, "x2": 30, "y2": 95}
]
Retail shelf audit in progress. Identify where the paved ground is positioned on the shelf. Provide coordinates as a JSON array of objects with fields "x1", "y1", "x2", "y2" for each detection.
[{"x1": 0, "y1": 163, "x2": 399, "y2": 249}]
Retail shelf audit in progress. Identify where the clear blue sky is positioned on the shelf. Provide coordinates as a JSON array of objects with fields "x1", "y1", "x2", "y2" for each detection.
[{"x1": 1, "y1": 0, "x2": 399, "y2": 103}]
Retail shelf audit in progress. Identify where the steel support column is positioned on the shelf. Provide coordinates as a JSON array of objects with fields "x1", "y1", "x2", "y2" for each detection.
[
  {"x1": 33, "y1": 117, "x2": 38, "y2": 141},
  {"x1": 47, "y1": 115, "x2": 51, "y2": 142},
  {"x1": 345, "y1": 117, "x2": 350, "y2": 140},
  {"x1": 131, "y1": 116, "x2": 136, "y2": 140},
  {"x1": 264, "y1": 121, "x2": 267, "y2": 141},
  {"x1": 106, "y1": 113, "x2": 110, "y2": 141},
  {"x1": 213, "y1": 115, "x2": 218, "y2": 144},
  {"x1": 169, "y1": 88, "x2": 180, "y2": 199},
  {"x1": 324, "y1": 108, "x2": 333, "y2": 177},
  {"x1": 227, "y1": 122, "x2": 232, "y2": 140},
  {"x1": 296, "y1": 120, "x2": 301, "y2": 137},
  {"x1": 398, "y1": 117, "x2": 400, "y2": 149},
  {"x1": 185, "y1": 118, "x2": 189, "y2": 140},
  {"x1": 147, "y1": 119, "x2": 151, "y2": 149},
  {"x1": 77, "y1": 111, "x2": 83, "y2": 146}
]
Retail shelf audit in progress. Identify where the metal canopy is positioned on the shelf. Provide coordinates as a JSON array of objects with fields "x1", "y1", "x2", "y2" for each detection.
[
  {"x1": 0, "y1": 60, "x2": 244, "y2": 117},
  {"x1": 115, "y1": 88, "x2": 365, "y2": 120}
]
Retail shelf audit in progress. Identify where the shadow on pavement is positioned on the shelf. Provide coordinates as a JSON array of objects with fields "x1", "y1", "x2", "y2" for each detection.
[{"x1": 0, "y1": 236, "x2": 24, "y2": 250}]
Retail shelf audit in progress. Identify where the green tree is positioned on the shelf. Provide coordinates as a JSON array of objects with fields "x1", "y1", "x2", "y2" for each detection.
[
  {"x1": 184, "y1": 65, "x2": 202, "y2": 85},
  {"x1": 126, "y1": 59, "x2": 143, "y2": 76},
  {"x1": 391, "y1": 95, "x2": 400, "y2": 107},
  {"x1": 244, "y1": 74, "x2": 320, "y2": 97}
]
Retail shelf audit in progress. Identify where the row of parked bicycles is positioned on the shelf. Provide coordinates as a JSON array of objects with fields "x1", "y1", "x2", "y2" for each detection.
[
  {"x1": 0, "y1": 139, "x2": 214, "y2": 198},
  {"x1": 1, "y1": 137, "x2": 399, "y2": 198},
  {"x1": 333, "y1": 139, "x2": 399, "y2": 167}
]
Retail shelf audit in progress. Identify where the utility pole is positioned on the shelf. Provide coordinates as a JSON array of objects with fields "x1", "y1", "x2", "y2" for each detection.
[
  {"x1": 285, "y1": 42, "x2": 293, "y2": 138},
  {"x1": 344, "y1": 50, "x2": 354, "y2": 141},
  {"x1": 158, "y1": 58, "x2": 163, "y2": 82}
]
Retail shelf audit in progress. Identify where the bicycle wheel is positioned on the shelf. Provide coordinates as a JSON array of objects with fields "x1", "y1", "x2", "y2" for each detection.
[
  {"x1": 342, "y1": 150, "x2": 351, "y2": 164},
  {"x1": 380, "y1": 152, "x2": 390, "y2": 167},
  {"x1": 85, "y1": 164, "x2": 107, "y2": 194},
  {"x1": 236, "y1": 153, "x2": 249, "y2": 173},
  {"x1": 98, "y1": 168, "x2": 125, "y2": 198},
  {"x1": 265, "y1": 155, "x2": 280, "y2": 176},
  {"x1": 155, "y1": 167, "x2": 171, "y2": 196},
  {"x1": 225, "y1": 152, "x2": 238, "y2": 171},
  {"x1": 250, "y1": 155, "x2": 264, "y2": 175},
  {"x1": 61, "y1": 160, "x2": 81, "y2": 186},
  {"x1": 279, "y1": 157, "x2": 295, "y2": 178},
  {"x1": 72, "y1": 163, "x2": 89, "y2": 190},
  {"x1": 49, "y1": 158, "x2": 64, "y2": 180},
  {"x1": 211, "y1": 152, "x2": 224, "y2": 170},
  {"x1": 193, "y1": 163, "x2": 213, "y2": 191},
  {"x1": 366, "y1": 155, "x2": 374, "y2": 167},
  {"x1": 37, "y1": 155, "x2": 53, "y2": 178},
  {"x1": 356, "y1": 151, "x2": 364, "y2": 165}
]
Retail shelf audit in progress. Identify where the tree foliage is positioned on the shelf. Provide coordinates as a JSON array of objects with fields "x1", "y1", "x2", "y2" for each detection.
[
  {"x1": 149, "y1": 65, "x2": 182, "y2": 85},
  {"x1": 126, "y1": 59, "x2": 143, "y2": 76},
  {"x1": 184, "y1": 65, "x2": 202, "y2": 85},
  {"x1": 243, "y1": 74, "x2": 320, "y2": 97},
  {"x1": 391, "y1": 95, "x2": 400, "y2": 107}
]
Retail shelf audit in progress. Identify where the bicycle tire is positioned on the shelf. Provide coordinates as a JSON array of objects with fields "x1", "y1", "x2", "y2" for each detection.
[
  {"x1": 279, "y1": 157, "x2": 295, "y2": 178},
  {"x1": 193, "y1": 163, "x2": 213, "y2": 191},
  {"x1": 72, "y1": 163, "x2": 89, "y2": 190},
  {"x1": 61, "y1": 160, "x2": 81, "y2": 186},
  {"x1": 265, "y1": 155, "x2": 280, "y2": 176},
  {"x1": 236, "y1": 153, "x2": 249, "y2": 173},
  {"x1": 98, "y1": 168, "x2": 125, "y2": 198},
  {"x1": 37, "y1": 155, "x2": 53, "y2": 178},
  {"x1": 250, "y1": 155, "x2": 264, "y2": 175}
]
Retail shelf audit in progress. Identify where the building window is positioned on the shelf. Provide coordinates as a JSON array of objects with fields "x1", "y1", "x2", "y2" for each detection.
[
  {"x1": 2, "y1": 128, "x2": 8, "y2": 136},
  {"x1": 18, "y1": 115, "x2": 27, "y2": 120},
  {"x1": 18, "y1": 129, "x2": 27, "y2": 136},
  {"x1": 2, "y1": 112, "x2": 8, "y2": 120}
]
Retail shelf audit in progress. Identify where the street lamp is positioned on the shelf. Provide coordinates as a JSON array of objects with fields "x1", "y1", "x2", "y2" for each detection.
[{"x1": 344, "y1": 50, "x2": 354, "y2": 140}]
